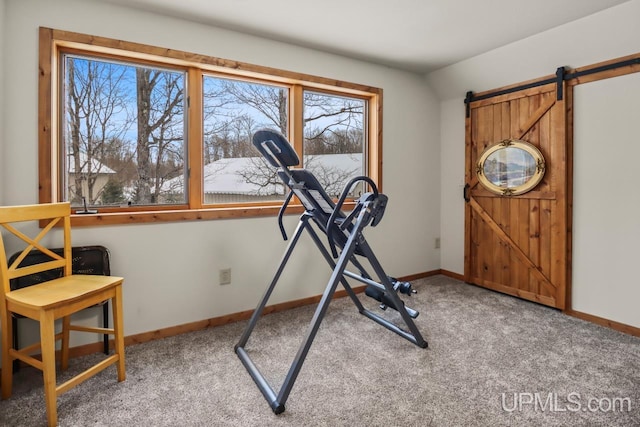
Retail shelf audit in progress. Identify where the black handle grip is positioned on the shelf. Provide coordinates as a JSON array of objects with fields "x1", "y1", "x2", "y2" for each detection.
[
  {"x1": 463, "y1": 183, "x2": 470, "y2": 203},
  {"x1": 327, "y1": 176, "x2": 378, "y2": 258}
]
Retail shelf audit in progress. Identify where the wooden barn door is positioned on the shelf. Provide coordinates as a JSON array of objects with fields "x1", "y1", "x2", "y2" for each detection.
[{"x1": 464, "y1": 80, "x2": 569, "y2": 309}]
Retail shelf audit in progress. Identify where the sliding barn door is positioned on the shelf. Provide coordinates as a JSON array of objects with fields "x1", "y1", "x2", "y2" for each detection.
[{"x1": 464, "y1": 81, "x2": 569, "y2": 309}]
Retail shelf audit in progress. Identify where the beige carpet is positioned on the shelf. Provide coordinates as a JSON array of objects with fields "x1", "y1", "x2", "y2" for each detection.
[{"x1": 1, "y1": 275, "x2": 638, "y2": 426}]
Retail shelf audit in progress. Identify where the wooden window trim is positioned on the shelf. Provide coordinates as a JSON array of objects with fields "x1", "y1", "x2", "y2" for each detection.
[{"x1": 38, "y1": 27, "x2": 382, "y2": 226}]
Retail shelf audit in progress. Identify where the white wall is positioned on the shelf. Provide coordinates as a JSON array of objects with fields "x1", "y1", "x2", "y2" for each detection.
[
  {"x1": 0, "y1": 0, "x2": 440, "y2": 345},
  {"x1": 429, "y1": 0, "x2": 640, "y2": 327},
  {"x1": 572, "y1": 73, "x2": 640, "y2": 327},
  {"x1": 438, "y1": 98, "x2": 465, "y2": 274}
]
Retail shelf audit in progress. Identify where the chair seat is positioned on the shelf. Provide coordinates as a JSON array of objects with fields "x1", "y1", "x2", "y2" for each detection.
[{"x1": 6, "y1": 275, "x2": 123, "y2": 312}]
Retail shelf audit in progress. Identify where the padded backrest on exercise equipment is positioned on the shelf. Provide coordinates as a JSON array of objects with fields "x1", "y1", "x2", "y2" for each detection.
[
  {"x1": 281, "y1": 169, "x2": 351, "y2": 250},
  {"x1": 254, "y1": 129, "x2": 338, "y2": 216},
  {"x1": 279, "y1": 170, "x2": 336, "y2": 216},
  {"x1": 253, "y1": 129, "x2": 300, "y2": 167}
]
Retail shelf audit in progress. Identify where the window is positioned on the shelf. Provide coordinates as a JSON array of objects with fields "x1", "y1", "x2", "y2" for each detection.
[
  {"x1": 303, "y1": 91, "x2": 366, "y2": 198},
  {"x1": 63, "y1": 55, "x2": 187, "y2": 207},
  {"x1": 200, "y1": 76, "x2": 289, "y2": 205},
  {"x1": 39, "y1": 28, "x2": 382, "y2": 225}
]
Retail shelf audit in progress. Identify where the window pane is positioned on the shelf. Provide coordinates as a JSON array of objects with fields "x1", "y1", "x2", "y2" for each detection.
[
  {"x1": 202, "y1": 75, "x2": 289, "y2": 204},
  {"x1": 63, "y1": 55, "x2": 186, "y2": 207},
  {"x1": 303, "y1": 91, "x2": 366, "y2": 198}
]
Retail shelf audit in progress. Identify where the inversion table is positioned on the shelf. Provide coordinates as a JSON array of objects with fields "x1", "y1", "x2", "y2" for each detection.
[{"x1": 235, "y1": 129, "x2": 428, "y2": 414}]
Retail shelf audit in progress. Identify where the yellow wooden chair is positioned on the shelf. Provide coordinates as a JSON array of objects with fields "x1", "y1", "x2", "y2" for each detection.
[{"x1": 0, "y1": 202, "x2": 125, "y2": 426}]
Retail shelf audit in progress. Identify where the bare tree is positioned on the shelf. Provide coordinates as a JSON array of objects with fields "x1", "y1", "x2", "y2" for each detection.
[
  {"x1": 221, "y1": 80, "x2": 288, "y2": 134},
  {"x1": 65, "y1": 57, "x2": 131, "y2": 204},
  {"x1": 100, "y1": 137, "x2": 137, "y2": 188},
  {"x1": 203, "y1": 77, "x2": 233, "y2": 163},
  {"x1": 134, "y1": 69, "x2": 184, "y2": 204},
  {"x1": 236, "y1": 157, "x2": 286, "y2": 196},
  {"x1": 303, "y1": 92, "x2": 363, "y2": 144},
  {"x1": 304, "y1": 155, "x2": 361, "y2": 197}
]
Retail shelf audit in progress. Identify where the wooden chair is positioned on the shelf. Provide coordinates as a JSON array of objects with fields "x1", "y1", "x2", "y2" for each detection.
[{"x1": 0, "y1": 202, "x2": 125, "y2": 427}]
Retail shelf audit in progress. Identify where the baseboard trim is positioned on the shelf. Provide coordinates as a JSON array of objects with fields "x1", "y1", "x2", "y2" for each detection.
[
  {"x1": 460, "y1": 274, "x2": 639, "y2": 339},
  {"x1": 4, "y1": 269, "x2": 444, "y2": 369},
  {"x1": 64, "y1": 270, "x2": 446, "y2": 359},
  {"x1": 124, "y1": 284, "x2": 372, "y2": 348},
  {"x1": 565, "y1": 309, "x2": 640, "y2": 338},
  {"x1": 438, "y1": 269, "x2": 465, "y2": 281}
]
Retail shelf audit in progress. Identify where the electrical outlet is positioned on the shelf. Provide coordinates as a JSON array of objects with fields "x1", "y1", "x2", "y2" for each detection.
[
  {"x1": 219, "y1": 268, "x2": 232, "y2": 285},
  {"x1": 435, "y1": 237, "x2": 441, "y2": 249}
]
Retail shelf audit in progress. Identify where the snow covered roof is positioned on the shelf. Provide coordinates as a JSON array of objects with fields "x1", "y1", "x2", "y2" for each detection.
[
  {"x1": 161, "y1": 153, "x2": 362, "y2": 195},
  {"x1": 67, "y1": 153, "x2": 116, "y2": 174},
  {"x1": 203, "y1": 157, "x2": 279, "y2": 195}
]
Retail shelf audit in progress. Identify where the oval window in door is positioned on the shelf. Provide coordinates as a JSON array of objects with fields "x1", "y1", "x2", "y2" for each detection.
[{"x1": 476, "y1": 139, "x2": 545, "y2": 196}]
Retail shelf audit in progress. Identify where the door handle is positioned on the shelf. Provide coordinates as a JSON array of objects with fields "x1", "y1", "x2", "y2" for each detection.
[{"x1": 463, "y1": 183, "x2": 470, "y2": 203}]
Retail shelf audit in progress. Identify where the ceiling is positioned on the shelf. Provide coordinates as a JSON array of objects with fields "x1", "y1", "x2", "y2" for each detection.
[{"x1": 92, "y1": 0, "x2": 630, "y2": 73}]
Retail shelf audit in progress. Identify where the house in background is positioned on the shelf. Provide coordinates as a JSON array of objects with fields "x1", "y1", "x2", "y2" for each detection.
[{"x1": 67, "y1": 152, "x2": 117, "y2": 204}]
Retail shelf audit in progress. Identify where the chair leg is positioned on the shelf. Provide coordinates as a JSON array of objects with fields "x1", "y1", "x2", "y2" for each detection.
[
  {"x1": 1, "y1": 309, "x2": 14, "y2": 399},
  {"x1": 12, "y1": 316, "x2": 20, "y2": 373},
  {"x1": 61, "y1": 315, "x2": 71, "y2": 370},
  {"x1": 103, "y1": 301, "x2": 110, "y2": 354},
  {"x1": 112, "y1": 287, "x2": 126, "y2": 382},
  {"x1": 40, "y1": 311, "x2": 58, "y2": 427}
]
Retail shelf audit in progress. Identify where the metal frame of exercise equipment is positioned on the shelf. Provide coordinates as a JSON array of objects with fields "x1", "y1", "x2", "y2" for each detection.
[{"x1": 235, "y1": 129, "x2": 427, "y2": 414}]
